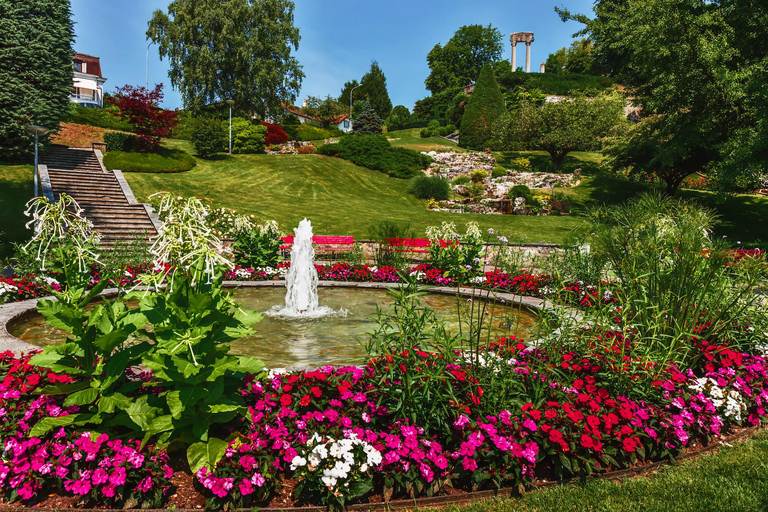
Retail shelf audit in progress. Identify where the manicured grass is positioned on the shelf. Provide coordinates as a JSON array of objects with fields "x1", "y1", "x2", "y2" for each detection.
[
  {"x1": 103, "y1": 147, "x2": 196, "y2": 173},
  {"x1": 385, "y1": 128, "x2": 464, "y2": 153},
  {"x1": 124, "y1": 140, "x2": 581, "y2": 243},
  {"x1": 0, "y1": 165, "x2": 33, "y2": 261},
  {"x1": 443, "y1": 430, "x2": 768, "y2": 512}
]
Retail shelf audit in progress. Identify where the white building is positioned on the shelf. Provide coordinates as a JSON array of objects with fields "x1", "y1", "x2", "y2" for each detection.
[{"x1": 71, "y1": 53, "x2": 107, "y2": 108}]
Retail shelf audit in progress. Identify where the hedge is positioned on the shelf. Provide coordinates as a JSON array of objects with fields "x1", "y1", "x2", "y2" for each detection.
[{"x1": 317, "y1": 134, "x2": 432, "y2": 179}]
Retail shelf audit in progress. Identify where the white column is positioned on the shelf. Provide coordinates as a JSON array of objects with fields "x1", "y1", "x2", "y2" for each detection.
[
  {"x1": 511, "y1": 43, "x2": 517, "y2": 71},
  {"x1": 525, "y1": 43, "x2": 532, "y2": 73},
  {"x1": 540, "y1": 62, "x2": 546, "y2": 73}
]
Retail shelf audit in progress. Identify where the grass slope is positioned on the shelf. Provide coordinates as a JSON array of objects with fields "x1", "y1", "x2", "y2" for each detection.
[
  {"x1": 124, "y1": 140, "x2": 579, "y2": 242},
  {"x1": 446, "y1": 430, "x2": 768, "y2": 512},
  {"x1": 0, "y1": 165, "x2": 33, "y2": 260},
  {"x1": 385, "y1": 128, "x2": 464, "y2": 153}
]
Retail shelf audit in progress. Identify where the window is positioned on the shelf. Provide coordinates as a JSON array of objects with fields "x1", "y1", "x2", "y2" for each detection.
[
  {"x1": 74, "y1": 61, "x2": 83, "y2": 72},
  {"x1": 343, "y1": 120, "x2": 350, "y2": 128}
]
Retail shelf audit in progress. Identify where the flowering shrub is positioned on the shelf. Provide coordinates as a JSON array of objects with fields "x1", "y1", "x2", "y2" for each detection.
[{"x1": 425, "y1": 221, "x2": 485, "y2": 276}]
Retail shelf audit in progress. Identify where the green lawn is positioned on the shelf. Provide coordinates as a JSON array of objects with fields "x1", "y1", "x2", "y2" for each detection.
[
  {"x1": 385, "y1": 128, "x2": 464, "y2": 153},
  {"x1": 0, "y1": 165, "x2": 33, "y2": 260},
  {"x1": 443, "y1": 430, "x2": 768, "y2": 512},
  {"x1": 124, "y1": 140, "x2": 580, "y2": 242}
]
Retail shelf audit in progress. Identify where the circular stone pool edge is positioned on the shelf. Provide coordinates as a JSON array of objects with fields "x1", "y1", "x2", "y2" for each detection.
[{"x1": 0, "y1": 280, "x2": 553, "y2": 357}]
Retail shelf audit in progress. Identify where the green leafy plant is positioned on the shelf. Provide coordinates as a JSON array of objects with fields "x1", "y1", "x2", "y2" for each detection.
[
  {"x1": 410, "y1": 175, "x2": 450, "y2": 200},
  {"x1": 191, "y1": 117, "x2": 226, "y2": 157},
  {"x1": 231, "y1": 220, "x2": 282, "y2": 268},
  {"x1": 425, "y1": 221, "x2": 485, "y2": 277}
]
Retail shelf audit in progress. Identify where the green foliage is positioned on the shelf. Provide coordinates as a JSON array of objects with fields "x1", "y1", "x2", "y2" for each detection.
[
  {"x1": 425, "y1": 221, "x2": 485, "y2": 277},
  {"x1": 147, "y1": 0, "x2": 304, "y2": 119},
  {"x1": 580, "y1": 193, "x2": 766, "y2": 382},
  {"x1": 508, "y1": 184, "x2": 533, "y2": 202},
  {"x1": 0, "y1": 0, "x2": 75, "y2": 161},
  {"x1": 103, "y1": 131, "x2": 139, "y2": 152},
  {"x1": 231, "y1": 118, "x2": 267, "y2": 154},
  {"x1": 452, "y1": 174, "x2": 470, "y2": 186},
  {"x1": 283, "y1": 123, "x2": 339, "y2": 141},
  {"x1": 493, "y1": 95, "x2": 623, "y2": 172},
  {"x1": 510, "y1": 157, "x2": 531, "y2": 171},
  {"x1": 503, "y1": 72, "x2": 615, "y2": 96},
  {"x1": 467, "y1": 182, "x2": 486, "y2": 198},
  {"x1": 368, "y1": 220, "x2": 415, "y2": 268},
  {"x1": 410, "y1": 175, "x2": 450, "y2": 200},
  {"x1": 358, "y1": 61, "x2": 393, "y2": 120},
  {"x1": 459, "y1": 64, "x2": 506, "y2": 150},
  {"x1": 420, "y1": 123, "x2": 457, "y2": 138},
  {"x1": 425, "y1": 24, "x2": 503, "y2": 95},
  {"x1": 413, "y1": 86, "x2": 465, "y2": 122},
  {"x1": 385, "y1": 105, "x2": 411, "y2": 131},
  {"x1": 545, "y1": 39, "x2": 595, "y2": 74},
  {"x1": 353, "y1": 101, "x2": 384, "y2": 135},
  {"x1": 444, "y1": 91, "x2": 469, "y2": 127},
  {"x1": 302, "y1": 95, "x2": 347, "y2": 129},
  {"x1": 469, "y1": 169, "x2": 489, "y2": 182},
  {"x1": 316, "y1": 134, "x2": 432, "y2": 179},
  {"x1": 230, "y1": 222, "x2": 282, "y2": 268},
  {"x1": 67, "y1": 104, "x2": 132, "y2": 131},
  {"x1": 191, "y1": 118, "x2": 226, "y2": 157},
  {"x1": 103, "y1": 148, "x2": 196, "y2": 173},
  {"x1": 557, "y1": 0, "x2": 768, "y2": 193}
]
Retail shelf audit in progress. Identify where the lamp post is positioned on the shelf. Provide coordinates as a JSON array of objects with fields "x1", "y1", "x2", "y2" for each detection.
[
  {"x1": 225, "y1": 99, "x2": 235, "y2": 154},
  {"x1": 146, "y1": 41, "x2": 154, "y2": 90},
  {"x1": 24, "y1": 125, "x2": 49, "y2": 198},
  {"x1": 349, "y1": 83, "x2": 362, "y2": 120}
]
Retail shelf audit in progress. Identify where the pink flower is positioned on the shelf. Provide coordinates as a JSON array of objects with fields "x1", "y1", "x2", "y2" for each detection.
[
  {"x1": 109, "y1": 466, "x2": 127, "y2": 486},
  {"x1": 239, "y1": 478, "x2": 254, "y2": 496},
  {"x1": 251, "y1": 472, "x2": 265, "y2": 487},
  {"x1": 71, "y1": 478, "x2": 92, "y2": 495},
  {"x1": 137, "y1": 476, "x2": 153, "y2": 493}
]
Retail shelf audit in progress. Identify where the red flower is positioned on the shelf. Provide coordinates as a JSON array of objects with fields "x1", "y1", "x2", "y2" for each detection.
[
  {"x1": 299, "y1": 395, "x2": 310, "y2": 407},
  {"x1": 280, "y1": 394, "x2": 292, "y2": 406},
  {"x1": 310, "y1": 386, "x2": 322, "y2": 398},
  {"x1": 622, "y1": 437, "x2": 639, "y2": 452}
]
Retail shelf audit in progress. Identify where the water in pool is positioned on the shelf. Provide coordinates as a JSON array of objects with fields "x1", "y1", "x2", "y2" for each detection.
[{"x1": 10, "y1": 287, "x2": 540, "y2": 368}]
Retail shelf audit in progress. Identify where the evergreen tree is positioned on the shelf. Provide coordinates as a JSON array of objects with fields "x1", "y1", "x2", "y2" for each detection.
[
  {"x1": 459, "y1": 64, "x2": 505, "y2": 150},
  {"x1": 353, "y1": 101, "x2": 383, "y2": 135},
  {"x1": 0, "y1": 0, "x2": 75, "y2": 161},
  {"x1": 358, "y1": 61, "x2": 392, "y2": 120}
]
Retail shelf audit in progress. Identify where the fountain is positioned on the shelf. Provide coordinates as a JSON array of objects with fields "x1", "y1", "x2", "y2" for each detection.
[{"x1": 267, "y1": 219, "x2": 337, "y2": 319}]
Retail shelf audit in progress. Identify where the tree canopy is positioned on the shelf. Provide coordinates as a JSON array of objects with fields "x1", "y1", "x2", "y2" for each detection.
[
  {"x1": 0, "y1": 0, "x2": 74, "y2": 162},
  {"x1": 493, "y1": 95, "x2": 623, "y2": 172},
  {"x1": 557, "y1": 0, "x2": 768, "y2": 193},
  {"x1": 338, "y1": 62, "x2": 392, "y2": 120},
  {"x1": 544, "y1": 39, "x2": 595, "y2": 75},
  {"x1": 147, "y1": 0, "x2": 304, "y2": 119},
  {"x1": 302, "y1": 95, "x2": 346, "y2": 128},
  {"x1": 425, "y1": 24, "x2": 503, "y2": 95}
]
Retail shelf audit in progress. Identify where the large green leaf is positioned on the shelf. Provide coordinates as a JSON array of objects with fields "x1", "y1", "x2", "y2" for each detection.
[
  {"x1": 97, "y1": 393, "x2": 132, "y2": 414},
  {"x1": 125, "y1": 396, "x2": 160, "y2": 431},
  {"x1": 29, "y1": 414, "x2": 80, "y2": 437},
  {"x1": 63, "y1": 387, "x2": 99, "y2": 407},
  {"x1": 93, "y1": 329, "x2": 131, "y2": 354},
  {"x1": 147, "y1": 414, "x2": 174, "y2": 435},
  {"x1": 187, "y1": 437, "x2": 228, "y2": 474},
  {"x1": 37, "y1": 300, "x2": 80, "y2": 333},
  {"x1": 236, "y1": 355, "x2": 265, "y2": 375},
  {"x1": 37, "y1": 381, "x2": 90, "y2": 395}
]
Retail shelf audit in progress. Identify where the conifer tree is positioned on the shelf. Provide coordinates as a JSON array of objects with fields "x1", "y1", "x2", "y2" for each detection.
[
  {"x1": 0, "y1": 0, "x2": 75, "y2": 161},
  {"x1": 459, "y1": 64, "x2": 505, "y2": 150},
  {"x1": 359, "y1": 61, "x2": 392, "y2": 120},
  {"x1": 353, "y1": 101, "x2": 383, "y2": 135}
]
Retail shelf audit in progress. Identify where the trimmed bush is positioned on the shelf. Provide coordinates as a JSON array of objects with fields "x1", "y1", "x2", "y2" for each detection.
[
  {"x1": 460, "y1": 64, "x2": 506, "y2": 150},
  {"x1": 508, "y1": 184, "x2": 533, "y2": 202},
  {"x1": 103, "y1": 148, "x2": 196, "y2": 173},
  {"x1": 284, "y1": 124, "x2": 337, "y2": 141},
  {"x1": 452, "y1": 174, "x2": 470, "y2": 185},
  {"x1": 191, "y1": 118, "x2": 226, "y2": 158},
  {"x1": 103, "y1": 131, "x2": 138, "y2": 152},
  {"x1": 260, "y1": 122, "x2": 290, "y2": 146},
  {"x1": 67, "y1": 104, "x2": 132, "y2": 131},
  {"x1": 316, "y1": 134, "x2": 432, "y2": 179},
  {"x1": 231, "y1": 118, "x2": 267, "y2": 154},
  {"x1": 410, "y1": 176, "x2": 450, "y2": 200}
]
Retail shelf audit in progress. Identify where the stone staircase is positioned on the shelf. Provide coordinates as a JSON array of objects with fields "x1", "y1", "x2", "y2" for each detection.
[{"x1": 40, "y1": 145, "x2": 160, "y2": 246}]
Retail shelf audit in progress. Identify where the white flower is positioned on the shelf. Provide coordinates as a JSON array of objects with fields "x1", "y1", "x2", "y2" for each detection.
[{"x1": 290, "y1": 456, "x2": 307, "y2": 470}]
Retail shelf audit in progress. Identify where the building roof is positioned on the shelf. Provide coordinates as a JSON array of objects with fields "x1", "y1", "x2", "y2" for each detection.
[
  {"x1": 73, "y1": 52, "x2": 103, "y2": 78},
  {"x1": 282, "y1": 102, "x2": 349, "y2": 124}
]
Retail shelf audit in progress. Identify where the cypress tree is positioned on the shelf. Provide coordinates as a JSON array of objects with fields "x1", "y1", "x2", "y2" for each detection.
[
  {"x1": 0, "y1": 0, "x2": 75, "y2": 161},
  {"x1": 459, "y1": 63, "x2": 505, "y2": 150}
]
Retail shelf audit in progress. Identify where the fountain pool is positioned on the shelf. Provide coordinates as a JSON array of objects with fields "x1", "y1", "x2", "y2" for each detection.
[{"x1": 9, "y1": 286, "x2": 541, "y2": 368}]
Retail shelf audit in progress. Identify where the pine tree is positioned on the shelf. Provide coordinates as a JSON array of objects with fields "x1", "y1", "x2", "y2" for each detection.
[
  {"x1": 459, "y1": 64, "x2": 505, "y2": 150},
  {"x1": 353, "y1": 101, "x2": 383, "y2": 135},
  {"x1": 0, "y1": 0, "x2": 75, "y2": 161},
  {"x1": 359, "y1": 61, "x2": 392, "y2": 120}
]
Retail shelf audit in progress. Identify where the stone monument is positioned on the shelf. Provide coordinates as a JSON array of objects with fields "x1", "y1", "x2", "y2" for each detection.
[{"x1": 510, "y1": 32, "x2": 535, "y2": 73}]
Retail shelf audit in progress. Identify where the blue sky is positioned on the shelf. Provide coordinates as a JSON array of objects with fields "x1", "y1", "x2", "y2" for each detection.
[{"x1": 71, "y1": 0, "x2": 593, "y2": 111}]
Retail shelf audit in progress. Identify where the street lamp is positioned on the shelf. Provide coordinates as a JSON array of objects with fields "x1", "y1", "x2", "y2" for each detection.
[
  {"x1": 24, "y1": 125, "x2": 49, "y2": 198},
  {"x1": 225, "y1": 99, "x2": 235, "y2": 155},
  {"x1": 146, "y1": 41, "x2": 154, "y2": 90},
  {"x1": 349, "y1": 83, "x2": 363, "y2": 120}
]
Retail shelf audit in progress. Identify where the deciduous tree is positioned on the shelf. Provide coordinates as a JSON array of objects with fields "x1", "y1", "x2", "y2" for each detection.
[
  {"x1": 110, "y1": 84, "x2": 179, "y2": 151},
  {"x1": 385, "y1": 105, "x2": 411, "y2": 131},
  {"x1": 0, "y1": 0, "x2": 74, "y2": 161},
  {"x1": 425, "y1": 24, "x2": 503, "y2": 95},
  {"x1": 147, "y1": 0, "x2": 304, "y2": 119}
]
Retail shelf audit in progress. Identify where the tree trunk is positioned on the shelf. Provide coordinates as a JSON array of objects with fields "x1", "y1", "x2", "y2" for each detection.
[
  {"x1": 550, "y1": 152, "x2": 567, "y2": 173},
  {"x1": 665, "y1": 177, "x2": 682, "y2": 196}
]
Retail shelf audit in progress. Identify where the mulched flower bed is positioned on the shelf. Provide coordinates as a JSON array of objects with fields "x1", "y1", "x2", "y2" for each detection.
[{"x1": 1, "y1": 329, "x2": 766, "y2": 510}]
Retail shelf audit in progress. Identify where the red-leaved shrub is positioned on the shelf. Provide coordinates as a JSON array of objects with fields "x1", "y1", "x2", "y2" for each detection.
[{"x1": 260, "y1": 122, "x2": 290, "y2": 146}]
